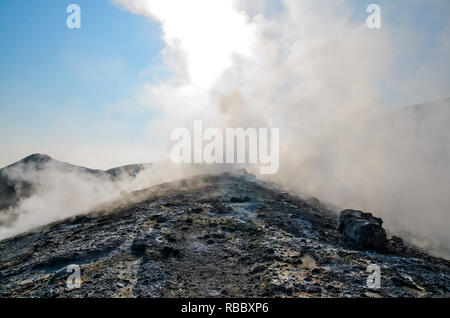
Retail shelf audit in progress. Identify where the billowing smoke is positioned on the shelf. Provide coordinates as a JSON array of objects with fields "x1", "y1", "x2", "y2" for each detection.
[
  {"x1": 0, "y1": 158, "x2": 215, "y2": 240},
  {"x1": 110, "y1": 0, "x2": 450, "y2": 258},
  {"x1": 1, "y1": 1, "x2": 449, "y2": 259}
]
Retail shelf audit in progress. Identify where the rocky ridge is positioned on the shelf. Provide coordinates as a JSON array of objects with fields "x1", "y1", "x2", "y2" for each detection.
[{"x1": 0, "y1": 171, "x2": 449, "y2": 298}]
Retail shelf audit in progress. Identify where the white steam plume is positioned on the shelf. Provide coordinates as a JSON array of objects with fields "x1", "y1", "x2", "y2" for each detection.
[
  {"x1": 0, "y1": 160, "x2": 215, "y2": 240},
  {"x1": 111, "y1": 0, "x2": 450, "y2": 257}
]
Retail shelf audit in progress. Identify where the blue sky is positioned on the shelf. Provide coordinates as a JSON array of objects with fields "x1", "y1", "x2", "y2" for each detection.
[{"x1": 0, "y1": 0, "x2": 165, "y2": 166}]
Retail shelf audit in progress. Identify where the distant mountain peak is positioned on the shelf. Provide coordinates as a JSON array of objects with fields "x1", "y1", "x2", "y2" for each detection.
[
  {"x1": 0, "y1": 154, "x2": 154, "y2": 214},
  {"x1": 21, "y1": 153, "x2": 53, "y2": 164}
]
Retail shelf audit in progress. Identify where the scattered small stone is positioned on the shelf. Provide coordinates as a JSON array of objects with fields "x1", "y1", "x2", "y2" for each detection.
[
  {"x1": 215, "y1": 204, "x2": 233, "y2": 214},
  {"x1": 251, "y1": 265, "x2": 267, "y2": 274},
  {"x1": 189, "y1": 207, "x2": 203, "y2": 214},
  {"x1": 163, "y1": 203, "x2": 177, "y2": 207},
  {"x1": 230, "y1": 196, "x2": 251, "y2": 203},
  {"x1": 160, "y1": 246, "x2": 181, "y2": 259},
  {"x1": 306, "y1": 285, "x2": 322, "y2": 294},
  {"x1": 131, "y1": 236, "x2": 151, "y2": 256},
  {"x1": 212, "y1": 233, "x2": 225, "y2": 239},
  {"x1": 166, "y1": 235, "x2": 177, "y2": 243},
  {"x1": 156, "y1": 216, "x2": 168, "y2": 224}
]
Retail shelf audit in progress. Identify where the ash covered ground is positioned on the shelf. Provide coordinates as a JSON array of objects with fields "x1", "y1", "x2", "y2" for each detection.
[{"x1": 0, "y1": 171, "x2": 448, "y2": 298}]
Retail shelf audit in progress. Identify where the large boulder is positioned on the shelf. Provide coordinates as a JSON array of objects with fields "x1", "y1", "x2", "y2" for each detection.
[{"x1": 337, "y1": 209, "x2": 387, "y2": 251}]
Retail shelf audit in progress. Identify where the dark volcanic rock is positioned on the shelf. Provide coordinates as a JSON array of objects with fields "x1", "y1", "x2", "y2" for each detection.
[
  {"x1": 0, "y1": 173, "x2": 449, "y2": 298},
  {"x1": 338, "y1": 209, "x2": 387, "y2": 251},
  {"x1": 230, "y1": 196, "x2": 251, "y2": 203}
]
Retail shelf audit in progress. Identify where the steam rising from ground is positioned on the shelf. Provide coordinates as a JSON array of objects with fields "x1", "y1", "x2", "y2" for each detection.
[
  {"x1": 111, "y1": 0, "x2": 450, "y2": 257},
  {"x1": 0, "y1": 155, "x2": 247, "y2": 240},
  {"x1": 1, "y1": 1, "x2": 449, "y2": 258},
  {"x1": 0, "y1": 159, "x2": 215, "y2": 240}
]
